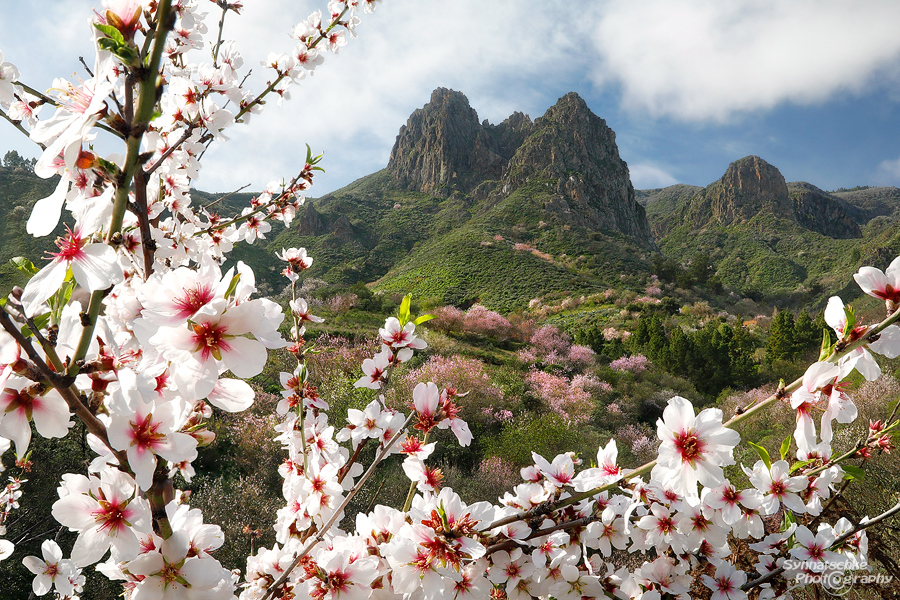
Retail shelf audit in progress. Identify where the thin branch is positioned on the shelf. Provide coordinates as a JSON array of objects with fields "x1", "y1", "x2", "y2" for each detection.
[
  {"x1": 259, "y1": 412, "x2": 415, "y2": 600},
  {"x1": 0, "y1": 108, "x2": 44, "y2": 149},
  {"x1": 742, "y1": 496, "x2": 900, "y2": 591},
  {"x1": 77, "y1": 56, "x2": 95, "y2": 78},
  {"x1": 201, "y1": 183, "x2": 251, "y2": 212},
  {"x1": 211, "y1": 1, "x2": 229, "y2": 68},
  {"x1": 17, "y1": 83, "x2": 57, "y2": 106},
  {"x1": 144, "y1": 126, "x2": 196, "y2": 176}
]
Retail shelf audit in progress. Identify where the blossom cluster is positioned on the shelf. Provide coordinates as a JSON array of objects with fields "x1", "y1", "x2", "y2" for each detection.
[{"x1": 0, "y1": 1, "x2": 899, "y2": 599}]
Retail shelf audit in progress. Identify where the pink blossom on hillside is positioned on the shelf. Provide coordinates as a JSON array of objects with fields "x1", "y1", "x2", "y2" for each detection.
[
  {"x1": 603, "y1": 327, "x2": 630, "y2": 341},
  {"x1": 429, "y1": 305, "x2": 465, "y2": 334},
  {"x1": 529, "y1": 326, "x2": 571, "y2": 358},
  {"x1": 646, "y1": 285, "x2": 662, "y2": 297},
  {"x1": 479, "y1": 456, "x2": 518, "y2": 483},
  {"x1": 610, "y1": 354, "x2": 650, "y2": 373},
  {"x1": 567, "y1": 345, "x2": 596, "y2": 369},
  {"x1": 463, "y1": 305, "x2": 513, "y2": 340},
  {"x1": 517, "y1": 347, "x2": 538, "y2": 363},
  {"x1": 617, "y1": 423, "x2": 657, "y2": 461},
  {"x1": 525, "y1": 370, "x2": 593, "y2": 425},
  {"x1": 402, "y1": 355, "x2": 504, "y2": 425}
]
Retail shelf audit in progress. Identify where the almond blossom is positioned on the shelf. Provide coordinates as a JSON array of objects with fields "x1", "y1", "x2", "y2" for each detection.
[
  {"x1": 854, "y1": 257, "x2": 900, "y2": 309},
  {"x1": 0, "y1": 49, "x2": 19, "y2": 106},
  {"x1": 654, "y1": 396, "x2": 740, "y2": 500},
  {"x1": 20, "y1": 227, "x2": 124, "y2": 316},
  {"x1": 22, "y1": 539, "x2": 80, "y2": 597},
  {"x1": 152, "y1": 297, "x2": 283, "y2": 399},
  {"x1": 0, "y1": 375, "x2": 72, "y2": 457},
  {"x1": 701, "y1": 561, "x2": 748, "y2": 600},
  {"x1": 51, "y1": 469, "x2": 151, "y2": 567},
  {"x1": 744, "y1": 460, "x2": 808, "y2": 515},
  {"x1": 105, "y1": 369, "x2": 198, "y2": 490}
]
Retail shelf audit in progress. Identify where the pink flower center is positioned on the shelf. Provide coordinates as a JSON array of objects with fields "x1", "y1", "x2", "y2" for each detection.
[
  {"x1": 770, "y1": 479, "x2": 786, "y2": 497},
  {"x1": 93, "y1": 498, "x2": 129, "y2": 533},
  {"x1": 716, "y1": 576, "x2": 734, "y2": 593},
  {"x1": 130, "y1": 412, "x2": 165, "y2": 450},
  {"x1": 172, "y1": 284, "x2": 214, "y2": 319},
  {"x1": 191, "y1": 321, "x2": 231, "y2": 360},
  {"x1": 673, "y1": 429, "x2": 706, "y2": 465},
  {"x1": 52, "y1": 229, "x2": 87, "y2": 262}
]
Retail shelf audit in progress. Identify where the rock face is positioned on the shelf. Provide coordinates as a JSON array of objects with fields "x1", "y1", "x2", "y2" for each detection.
[
  {"x1": 684, "y1": 156, "x2": 863, "y2": 238},
  {"x1": 788, "y1": 182, "x2": 862, "y2": 239},
  {"x1": 387, "y1": 88, "x2": 654, "y2": 248},
  {"x1": 502, "y1": 92, "x2": 653, "y2": 248},
  {"x1": 689, "y1": 156, "x2": 793, "y2": 227},
  {"x1": 387, "y1": 88, "x2": 531, "y2": 193}
]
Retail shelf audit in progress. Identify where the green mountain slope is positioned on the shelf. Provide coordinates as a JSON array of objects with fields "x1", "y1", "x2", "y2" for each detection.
[{"x1": 644, "y1": 156, "x2": 900, "y2": 306}]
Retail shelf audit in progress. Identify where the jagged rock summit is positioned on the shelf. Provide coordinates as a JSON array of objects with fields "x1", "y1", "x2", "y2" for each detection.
[
  {"x1": 387, "y1": 87, "x2": 532, "y2": 194},
  {"x1": 685, "y1": 155, "x2": 862, "y2": 238},
  {"x1": 688, "y1": 156, "x2": 793, "y2": 227},
  {"x1": 387, "y1": 88, "x2": 654, "y2": 248}
]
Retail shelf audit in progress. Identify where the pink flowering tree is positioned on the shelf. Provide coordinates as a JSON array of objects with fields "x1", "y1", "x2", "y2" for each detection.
[{"x1": 3, "y1": 2, "x2": 900, "y2": 600}]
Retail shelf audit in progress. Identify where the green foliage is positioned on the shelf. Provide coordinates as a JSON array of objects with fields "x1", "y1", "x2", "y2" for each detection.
[
  {"x1": 630, "y1": 314, "x2": 759, "y2": 399},
  {"x1": 765, "y1": 309, "x2": 822, "y2": 363},
  {"x1": 483, "y1": 413, "x2": 594, "y2": 466}
]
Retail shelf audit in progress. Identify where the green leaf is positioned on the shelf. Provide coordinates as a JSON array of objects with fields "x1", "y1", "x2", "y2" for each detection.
[
  {"x1": 10, "y1": 256, "x2": 38, "y2": 275},
  {"x1": 747, "y1": 440, "x2": 771, "y2": 469},
  {"x1": 94, "y1": 23, "x2": 126, "y2": 45},
  {"x1": 224, "y1": 273, "x2": 241, "y2": 299},
  {"x1": 842, "y1": 464, "x2": 865, "y2": 481},
  {"x1": 843, "y1": 304, "x2": 856, "y2": 335},
  {"x1": 97, "y1": 157, "x2": 122, "y2": 179},
  {"x1": 413, "y1": 314, "x2": 434, "y2": 326},
  {"x1": 780, "y1": 435, "x2": 792, "y2": 461},
  {"x1": 398, "y1": 293, "x2": 412, "y2": 326},
  {"x1": 819, "y1": 328, "x2": 835, "y2": 361},
  {"x1": 790, "y1": 459, "x2": 812, "y2": 473}
]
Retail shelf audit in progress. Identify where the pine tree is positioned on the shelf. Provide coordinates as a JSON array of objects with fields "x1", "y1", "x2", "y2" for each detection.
[
  {"x1": 766, "y1": 309, "x2": 796, "y2": 362},
  {"x1": 793, "y1": 311, "x2": 819, "y2": 357}
]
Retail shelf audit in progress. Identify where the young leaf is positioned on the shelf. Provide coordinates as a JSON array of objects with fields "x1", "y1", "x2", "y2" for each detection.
[
  {"x1": 818, "y1": 329, "x2": 835, "y2": 361},
  {"x1": 10, "y1": 256, "x2": 38, "y2": 275},
  {"x1": 413, "y1": 314, "x2": 434, "y2": 326},
  {"x1": 747, "y1": 440, "x2": 771, "y2": 470},
  {"x1": 842, "y1": 464, "x2": 865, "y2": 481},
  {"x1": 398, "y1": 293, "x2": 412, "y2": 326},
  {"x1": 94, "y1": 23, "x2": 126, "y2": 45},
  {"x1": 780, "y1": 435, "x2": 791, "y2": 461},
  {"x1": 790, "y1": 459, "x2": 812, "y2": 473},
  {"x1": 843, "y1": 304, "x2": 856, "y2": 335},
  {"x1": 224, "y1": 273, "x2": 241, "y2": 299}
]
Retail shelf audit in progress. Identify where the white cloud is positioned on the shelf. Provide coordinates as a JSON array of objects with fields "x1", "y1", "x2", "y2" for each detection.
[
  {"x1": 589, "y1": 0, "x2": 900, "y2": 121},
  {"x1": 874, "y1": 156, "x2": 900, "y2": 186},
  {"x1": 628, "y1": 163, "x2": 678, "y2": 189},
  {"x1": 5, "y1": 0, "x2": 900, "y2": 195},
  {"x1": 192, "y1": 0, "x2": 590, "y2": 192}
]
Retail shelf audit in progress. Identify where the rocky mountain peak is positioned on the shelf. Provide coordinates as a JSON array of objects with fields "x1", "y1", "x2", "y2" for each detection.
[
  {"x1": 502, "y1": 92, "x2": 655, "y2": 248},
  {"x1": 688, "y1": 156, "x2": 793, "y2": 227},
  {"x1": 386, "y1": 88, "x2": 655, "y2": 248},
  {"x1": 680, "y1": 156, "x2": 864, "y2": 238},
  {"x1": 386, "y1": 88, "x2": 484, "y2": 194}
]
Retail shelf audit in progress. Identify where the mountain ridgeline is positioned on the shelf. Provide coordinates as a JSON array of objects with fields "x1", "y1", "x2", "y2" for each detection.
[
  {"x1": 278, "y1": 88, "x2": 656, "y2": 310},
  {"x1": 4, "y1": 90, "x2": 900, "y2": 310},
  {"x1": 643, "y1": 155, "x2": 900, "y2": 303}
]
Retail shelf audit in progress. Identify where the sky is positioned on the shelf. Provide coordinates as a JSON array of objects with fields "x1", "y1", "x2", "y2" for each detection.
[{"x1": 3, "y1": 0, "x2": 900, "y2": 195}]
